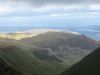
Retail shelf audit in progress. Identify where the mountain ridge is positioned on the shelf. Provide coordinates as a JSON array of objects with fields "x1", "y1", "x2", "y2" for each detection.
[
  {"x1": 21, "y1": 31, "x2": 98, "y2": 66},
  {"x1": 0, "y1": 31, "x2": 99, "y2": 75}
]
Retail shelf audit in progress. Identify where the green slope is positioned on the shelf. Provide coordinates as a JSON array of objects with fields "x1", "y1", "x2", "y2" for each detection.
[
  {"x1": 0, "y1": 41, "x2": 64, "y2": 75},
  {"x1": 0, "y1": 58, "x2": 24, "y2": 75},
  {"x1": 61, "y1": 47, "x2": 100, "y2": 75}
]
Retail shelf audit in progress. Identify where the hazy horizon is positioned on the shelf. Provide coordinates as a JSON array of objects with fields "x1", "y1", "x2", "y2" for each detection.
[{"x1": 0, "y1": 0, "x2": 100, "y2": 40}]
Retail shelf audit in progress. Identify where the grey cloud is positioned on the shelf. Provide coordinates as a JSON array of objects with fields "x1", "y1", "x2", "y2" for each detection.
[{"x1": 1, "y1": 0, "x2": 100, "y2": 6}]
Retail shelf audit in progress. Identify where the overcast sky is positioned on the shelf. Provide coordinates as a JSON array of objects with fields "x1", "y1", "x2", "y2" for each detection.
[{"x1": 0, "y1": 0, "x2": 100, "y2": 27}]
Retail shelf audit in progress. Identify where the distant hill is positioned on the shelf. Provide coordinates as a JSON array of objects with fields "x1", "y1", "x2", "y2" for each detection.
[
  {"x1": 21, "y1": 32, "x2": 96, "y2": 49},
  {"x1": 61, "y1": 47, "x2": 100, "y2": 75},
  {"x1": 21, "y1": 31, "x2": 98, "y2": 66},
  {"x1": 0, "y1": 29, "x2": 60, "y2": 40}
]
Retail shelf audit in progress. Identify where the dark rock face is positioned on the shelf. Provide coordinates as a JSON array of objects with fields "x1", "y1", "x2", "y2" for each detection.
[
  {"x1": 61, "y1": 47, "x2": 100, "y2": 75},
  {"x1": 0, "y1": 58, "x2": 23, "y2": 75}
]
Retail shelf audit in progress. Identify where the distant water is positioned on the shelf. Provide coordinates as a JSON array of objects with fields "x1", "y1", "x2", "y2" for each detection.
[
  {"x1": 0, "y1": 25, "x2": 100, "y2": 41},
  {"x1": 0, "y1": 26, "x2": 68, "y2": 32}
]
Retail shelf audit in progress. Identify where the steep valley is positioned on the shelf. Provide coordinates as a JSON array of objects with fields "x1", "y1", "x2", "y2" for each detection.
[{"x1": 0, "y1": 30, "x2": 99, "y2": 75}]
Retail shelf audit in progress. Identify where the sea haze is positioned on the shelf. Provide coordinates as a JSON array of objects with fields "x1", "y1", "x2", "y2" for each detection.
[{"x1": 0, "y1": 25, "x2": 100, "y2": 41}]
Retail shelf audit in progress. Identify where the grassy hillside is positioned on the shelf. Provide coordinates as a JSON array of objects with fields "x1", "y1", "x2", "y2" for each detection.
[
  {"x1": 0, "y1": 33, "x2": 38, "y2": 40},
  {"x1": 61, "y1": 47, "x2": 100, "y2": 75},
  {"x1": 0, "y1": 58, "x2": 24, "y2": 75},
  {"x1": 0, "y1": 42, "x2": 64, "y2": 75}
]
